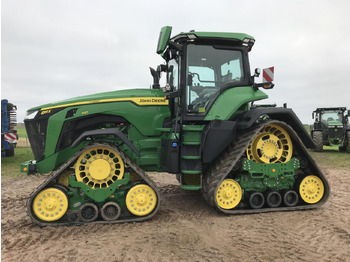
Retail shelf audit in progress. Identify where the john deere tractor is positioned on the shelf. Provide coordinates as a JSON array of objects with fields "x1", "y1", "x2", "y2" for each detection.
[
  {"x1": 311, "y1": 107, "x2": 350, "y2": 152},
  {"x1": 22, "y1": 26, "x2": 329, "y2": 226}
]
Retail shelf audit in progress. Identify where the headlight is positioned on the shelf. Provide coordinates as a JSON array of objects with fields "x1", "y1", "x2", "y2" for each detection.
[{"x1": 24, "y1": 109, "x2": 39, "y2": 120}]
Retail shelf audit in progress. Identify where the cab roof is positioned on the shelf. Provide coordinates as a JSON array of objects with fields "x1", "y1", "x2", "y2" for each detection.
[
  {"x1": 156, "y1": 26, "x2": 255, "y2": 55},
  {"x1": 171, "y1": 31, "x2": 254, "y2": 42}
]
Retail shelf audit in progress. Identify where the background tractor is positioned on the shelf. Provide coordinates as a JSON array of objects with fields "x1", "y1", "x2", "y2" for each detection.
[
  {"x1": 311, "y1": 107, "x2": 350, "y2": 152},
  {"x1": 21, "y1": 26, "x2": 329, "y2": 226}
]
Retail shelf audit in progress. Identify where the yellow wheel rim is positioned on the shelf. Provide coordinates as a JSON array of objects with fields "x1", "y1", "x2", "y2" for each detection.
[
  {"x1": 75, "y1": 146, "x2": 124, "y2": 189},
  {"x1": 33, "y1": 188, "x2": 68, "y2": 221},
  {"x1": 246, "y1": 124, "x2": 293, "y2": 163},
  {"x1": 299, "y1": 175, "x2": 324, "y2": 204},
  {"x1": 126, "y1": 184, "x2": 157, "y2": 216},
  {"x1": 216, "y1": 179, "x2": 242, "y2": 209}
]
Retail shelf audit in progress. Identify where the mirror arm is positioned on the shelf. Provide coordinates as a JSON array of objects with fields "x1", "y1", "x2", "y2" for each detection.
[
  {"x1": 253, "y1": 82, "x2": 274, "y2": 91},
  {"x1": 168, "y1": 41, "x2": 183, "y2": 52},
  {"x1": 165, "y1": 90, "x2": 179, "y2": 100}
]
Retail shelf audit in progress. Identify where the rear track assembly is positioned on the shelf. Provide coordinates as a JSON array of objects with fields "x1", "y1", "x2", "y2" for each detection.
[{"x1": 202, "y1": 120, "x2": 330, "y2": 214}]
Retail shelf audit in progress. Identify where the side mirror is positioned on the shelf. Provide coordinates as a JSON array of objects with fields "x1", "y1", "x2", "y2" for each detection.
[
  {"x1": 157, "y1": 64, "x2": 167, "y2": 77},
  {"x1": 254, "y1": 68, "x2": 261, "y2": 77},
  {"x1": 312, "y1": 112, "x2": 315, "y2": 119},
  {"x1": 156, "y1": 26, "x2": 172, "y2": 54},
  {"x1": 149, "y1": 67, "x2": 160, "y2": 89},
  {"x1": 347, "y1": 110, "x2": 350, "y2": 117}
]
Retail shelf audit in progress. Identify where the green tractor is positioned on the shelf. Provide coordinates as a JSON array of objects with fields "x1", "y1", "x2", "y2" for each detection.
[
  {"x1": 311, "y1": 107, "x2": 350, "y2": 152},
  {"x1": 22, "y1": 26, "x2": 329, "y2": 226}
]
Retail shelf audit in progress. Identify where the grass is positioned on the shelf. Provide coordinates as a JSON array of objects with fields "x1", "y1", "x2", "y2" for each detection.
[
  {"x1": 1, "y1": 148, "x2": 34, "y2": 177},
  {"x1": 16, "y1": 123, "x2": 27, "y2": 138},
  {"x1": 310, "y1": 149, "x2": 350, "y2": 169},
  {"x1": 303, "y1": 123, "x2": 350, "y2": 168}
]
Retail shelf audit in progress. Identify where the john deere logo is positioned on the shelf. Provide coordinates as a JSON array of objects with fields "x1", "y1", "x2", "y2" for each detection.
[
  {"x1": 139, "y1": 98, "x2": 166, "y2": 103},
  {"x1": 41, "y1": 110, "x2": 51, "y2": 115}
]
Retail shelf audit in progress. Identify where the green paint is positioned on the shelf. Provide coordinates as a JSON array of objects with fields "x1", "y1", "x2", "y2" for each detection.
[
  {"x1": 68, "y1": 173, "x2": 130, "y2": 203},
  {"x1": 181, "y1": 156, "x2": 201, "y2": 160},
  {"x1": 180, "y1": 184, "x2": 201, "y2": 190},
  {"x1": 28, "y1": 89, "x2": 167, "y2": 111},
  {"x1": 205, "y1": 87, "x2": 268, "y2": 120},
  {"x1": 157, "y1": 26, "x2": 172, "y2": 54},
  {"x1": 67, "y1": 187, "x2": 87, "y2": 210},
  {"x1": 181, "y1": 170, "x2": 201, "y2": 175},
  {"x1": 28, "y1": 88, "x2": 170, "y2": 173},
  {"x1": 172, "y1": 31, "x2": 254, "y2": 42},
  {"x1": 239, "y1": 158, "x2": 300, "y2": 192},
  {"x1": 20, "y1": 160, "x2": 33, "y2": 174}
]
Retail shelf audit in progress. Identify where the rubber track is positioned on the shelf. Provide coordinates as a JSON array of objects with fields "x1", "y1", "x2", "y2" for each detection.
[
  {"x1": 201, "y1": 120, "x2": 330, "y2": 214},
  {"x1": 27, "y1": 143, "x2": 161, "y2": 226}
]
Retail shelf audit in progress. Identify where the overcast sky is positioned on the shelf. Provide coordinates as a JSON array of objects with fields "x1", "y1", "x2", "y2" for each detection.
[{"x1": 2, "y1": 0, "x2": 350, "y2": 124}]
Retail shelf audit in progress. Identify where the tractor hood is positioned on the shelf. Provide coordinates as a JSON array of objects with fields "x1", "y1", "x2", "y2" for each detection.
[
  {"x1": 327, "y1": 120, "x2": 343, "y2": 127},
  {"x1": 26, "y1": 89, "x2": 167, "y2": 113}
]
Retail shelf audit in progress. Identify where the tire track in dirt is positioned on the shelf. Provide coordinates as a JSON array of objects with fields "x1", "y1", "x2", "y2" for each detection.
[{"x1": 2, "y1": 168, "x2": 350, "y2": 262}]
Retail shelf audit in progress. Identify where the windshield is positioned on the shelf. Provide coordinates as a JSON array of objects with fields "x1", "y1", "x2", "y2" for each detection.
[
  {"x1": 186, "y1": 44, "x2": 245, "y2": 114},
  {"x1": 321, "y1": 110, "x2": 343, "y2": 123}
]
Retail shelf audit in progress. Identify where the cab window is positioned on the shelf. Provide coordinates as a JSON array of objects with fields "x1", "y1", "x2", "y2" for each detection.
[{"x1": 186, "y1": 44, "x2": 244, "y2": 114}]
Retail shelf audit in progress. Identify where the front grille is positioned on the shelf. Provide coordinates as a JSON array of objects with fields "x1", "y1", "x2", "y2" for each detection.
[
  {"x1": 328, "y1": 127, "x2": 344, "y2": 139},
  {"x1": 25, "y1": 118, "x2": 48, "y2": 161}
]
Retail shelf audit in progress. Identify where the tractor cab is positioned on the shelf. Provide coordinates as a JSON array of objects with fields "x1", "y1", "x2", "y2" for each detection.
[
  {"x1": 152, "y1": 26, "x2": 271, "y2": 122},
  {"x1": 312, "y1": 107, "x2": 349, "y2": 128},
  {"x1": 152, "y1": 26, "x2": 275, "y2": 187}
]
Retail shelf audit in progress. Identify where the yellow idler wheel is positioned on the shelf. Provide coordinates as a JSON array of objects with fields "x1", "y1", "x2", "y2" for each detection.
[
  {"x1": 32, "y1": 188, "x2": 68, "y2": 222},
  {"x1": 216, "y1": 179, "x2": 242, "y2": 209},
  {"x1": 75, "y1": 146, "x2": 124, "y2": 189},
  {"x1": 246, "y1": 124, "x2": 293, "y2": 163},
  {"x1": 299, "y1": 175, "x2": 324, "y2": 204},
  {"x1": 126, "y1": 184, "x2": 157, "y2": 216}
]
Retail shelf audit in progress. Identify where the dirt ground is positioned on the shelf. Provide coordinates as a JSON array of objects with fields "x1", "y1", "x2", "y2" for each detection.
[{"x1": 2, "y1": 163, "x2": 350, "y2": 262}]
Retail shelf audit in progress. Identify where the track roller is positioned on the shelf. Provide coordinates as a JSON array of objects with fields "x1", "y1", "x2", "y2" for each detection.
[
  {"x1": 249, "y1": 192, "x2": 265, "y2": 209},
  {"x1": 283, "y1": 190, "x2": 299, "y2": 207},
  {"x1": 266, "y1": 191, "x2": 282, "y2": 208},
  {"x1": 79, "y1": 203, "x2": 99, "y2": 222},
  {"x1": 100, "y1": 202, "x2": 121, "y2": 221}
]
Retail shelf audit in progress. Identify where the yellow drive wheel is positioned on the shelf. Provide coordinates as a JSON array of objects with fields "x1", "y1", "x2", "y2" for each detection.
[
  {"x1": 299, "y1": 175, "x2": 324, "y2": 204},
  {"x1": 216, "y1": 179, "x2": 242, "y2": 209},
  {"x1": 126, "y1": 184, "x2": 157, "y2": 216},
  {"x1": 33, "y1": 188, "x2": 68, "y2": 222},
  {"x1": 75, "y1": 146, "x2": 124, "y2": 189},
  {"x1": 246, "y1": 124, "x2": 293, "y2": 163}
]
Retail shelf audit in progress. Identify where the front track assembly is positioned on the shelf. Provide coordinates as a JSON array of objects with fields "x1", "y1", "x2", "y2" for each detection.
[
  {"x1": 27, "y1": 143, "x2": 161, "y2": 226},
  {"x1": 202, "y1": 120, "x2": 330, "y2": 214}
]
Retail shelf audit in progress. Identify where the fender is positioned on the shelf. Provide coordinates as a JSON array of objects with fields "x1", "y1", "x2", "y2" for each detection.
[
  {"x1": 71, "y1": 128, "x2": 140, "y2": 157},
  {"x1": 237, "y1": 107, "x2": 315, "y2": 149},
  {"x1": 202, "y1": 120, "x2": 237, "y2": 163}
]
